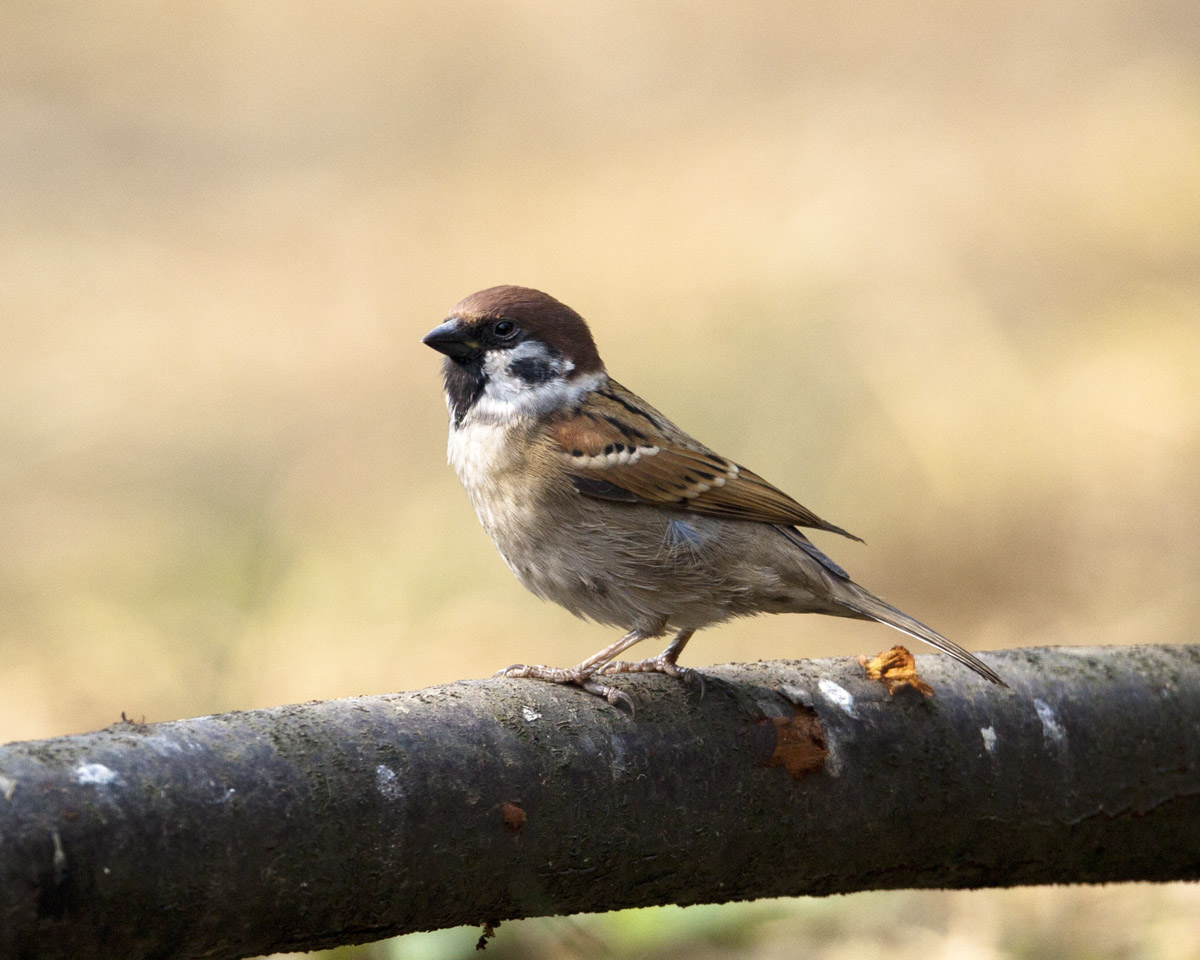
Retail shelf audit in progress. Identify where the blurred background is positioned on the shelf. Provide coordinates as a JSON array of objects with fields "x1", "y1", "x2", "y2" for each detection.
[{"x1": 3, "y1": 1, "x2": 1198, "y2": 957}]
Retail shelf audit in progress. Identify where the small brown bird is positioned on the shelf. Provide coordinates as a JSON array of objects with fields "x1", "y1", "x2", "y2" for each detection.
[{"x1": 423, "y1": 285, "x2": 1003, "y2": 706}]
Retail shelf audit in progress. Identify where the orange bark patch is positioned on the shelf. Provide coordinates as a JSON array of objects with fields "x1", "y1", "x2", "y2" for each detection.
[
  {"x1": 858, "y1": 645, "x2": 935, "y2": 697},
  {"x1": 501, "y1": 801, "x2": 526, "y2": 832},
  {"x1": 761, "y1": 704, "x2": 827, "y2": 779}
]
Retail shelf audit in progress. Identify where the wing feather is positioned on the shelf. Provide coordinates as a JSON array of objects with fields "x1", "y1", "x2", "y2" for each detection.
[{"x1": 548, "y1": 380, "x2": 862, "y2": 541}]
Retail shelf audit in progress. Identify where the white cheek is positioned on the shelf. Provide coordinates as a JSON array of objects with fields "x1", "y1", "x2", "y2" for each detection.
[
  {"x1": 481, "y1": 352, "x2": 521, "y2": 402},
  {"x1": 480, "y1": 343, "x2": 569, "y2": 409},
  {"x1": 471, "y1": 360, "x2": 607, "y2": 423}
]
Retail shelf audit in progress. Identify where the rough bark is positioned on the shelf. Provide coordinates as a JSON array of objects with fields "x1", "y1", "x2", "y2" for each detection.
[{"x1": 1, "y1": 644, "x2": 1197, "y2": 960}]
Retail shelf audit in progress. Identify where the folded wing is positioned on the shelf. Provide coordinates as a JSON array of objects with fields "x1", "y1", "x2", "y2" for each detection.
[{"x1": 549, "y1": 380, "x2": 861, "y2": 541}]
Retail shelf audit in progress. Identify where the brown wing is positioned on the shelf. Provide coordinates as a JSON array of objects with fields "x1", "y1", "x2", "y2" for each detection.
[{"x1": 548, "y1": 380, "x2": 862, "y2": 541}]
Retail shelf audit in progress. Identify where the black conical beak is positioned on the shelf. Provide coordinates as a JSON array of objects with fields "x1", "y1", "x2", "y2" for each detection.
[{"x1": 421, "y1": 319, "x2": 479, "y2": 359}]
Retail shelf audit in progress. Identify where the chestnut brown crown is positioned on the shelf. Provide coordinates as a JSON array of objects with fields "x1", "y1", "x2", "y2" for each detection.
[{"x1": 447, "y1": 285, "x2": 604, "y2": 375}]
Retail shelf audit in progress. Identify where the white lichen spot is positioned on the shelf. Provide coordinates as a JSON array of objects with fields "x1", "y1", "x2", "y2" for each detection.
[
  {"x1": 1034, "y1": 699, "x2": 1067, "y2": 745},
  {"x1": 817, "y1": 678, "x2": 858, "y2": 717},
  {"x1": 522, "y1": 706, "x2": 542, "y2": 722},
  {"x1": 75, "y1": 763, "x2": 118, "y2": 786},
  {"x1": 375, "y1": 764, "x2": 405, "y2": 801},
  {"x1": 980, "y1": 726, "x2": 997, "y2": 753}
]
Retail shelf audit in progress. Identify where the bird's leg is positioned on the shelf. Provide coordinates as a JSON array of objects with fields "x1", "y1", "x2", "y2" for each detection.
[
  {"x1": 599, "y1": 629, "x2": 701, "y2": 690},
  {"x1": 495, "y1": 629, "x2": 651, "y2": 709}
]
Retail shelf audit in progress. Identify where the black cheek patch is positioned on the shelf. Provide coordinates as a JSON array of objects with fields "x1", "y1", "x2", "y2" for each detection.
[{"x1": 508, "y1": 355, "x2": 558, "y2": 385}]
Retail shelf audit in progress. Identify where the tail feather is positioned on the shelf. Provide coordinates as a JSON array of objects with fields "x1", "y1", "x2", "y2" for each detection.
[{"x1": 838, "y1": 584, "x2": 1006, "y2": 686}]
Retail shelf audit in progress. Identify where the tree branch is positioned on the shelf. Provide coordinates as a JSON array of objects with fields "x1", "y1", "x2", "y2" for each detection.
[{"x1": 2, "y1": 644, "x2": 1198, "y2": 959}]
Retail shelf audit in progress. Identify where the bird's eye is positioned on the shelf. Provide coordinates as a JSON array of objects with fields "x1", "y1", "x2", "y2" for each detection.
[{"x1": 493, "y1": 320, "x2": 517, "y2": 339}]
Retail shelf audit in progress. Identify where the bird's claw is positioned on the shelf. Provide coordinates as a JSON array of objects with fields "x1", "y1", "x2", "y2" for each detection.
[
  {"x1": 600, "y1": 655, "x2": 705, "y2": 698},
  {"x1": 581, "y1": 679, "x2": 636, "y2": 714},
  {"x1": 494, "y1": 663, "x2": 635, "y2": 712}
]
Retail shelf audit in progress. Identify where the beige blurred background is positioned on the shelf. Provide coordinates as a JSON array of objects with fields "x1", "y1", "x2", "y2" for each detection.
[{"x1": 3, "y1": 2, "x2": 1198, "y2": 957}]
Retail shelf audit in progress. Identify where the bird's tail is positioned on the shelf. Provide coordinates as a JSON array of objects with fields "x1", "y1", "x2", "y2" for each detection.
[{"x1": 836, "y1": 582, "x2": 1006, "y2": 686}]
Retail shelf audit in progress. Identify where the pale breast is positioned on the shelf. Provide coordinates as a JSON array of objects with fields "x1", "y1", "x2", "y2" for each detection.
[
  {"x1": 446, "y1": 416, "x2": 548, "y2": 555},
  {"x1": 447, "y1": 417, "x2": 514, "y2": 491}
]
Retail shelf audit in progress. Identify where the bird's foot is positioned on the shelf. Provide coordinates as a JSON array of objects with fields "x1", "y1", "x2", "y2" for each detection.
[
  {"x1": 599, "y1": 654, "x2": 705, "y2": 697},
  {"x1": 495, "y1": 663, "x2": 634, "y2": 712}
]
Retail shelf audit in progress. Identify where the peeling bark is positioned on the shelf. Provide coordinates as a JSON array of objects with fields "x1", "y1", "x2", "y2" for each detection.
[{"x1": 1, "y1": 645, "x2": 1198, "y2": 960}]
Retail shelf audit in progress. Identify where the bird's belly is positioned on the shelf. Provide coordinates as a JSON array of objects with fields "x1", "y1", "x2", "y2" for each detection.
[{"x1": 492, "y1": 505, "x2": 791, "y2": 634}]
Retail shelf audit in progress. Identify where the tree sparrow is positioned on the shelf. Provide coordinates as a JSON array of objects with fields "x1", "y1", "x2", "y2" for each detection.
[{"x1": 423, "y1": 285, "x2": 1003, "y2": 706}]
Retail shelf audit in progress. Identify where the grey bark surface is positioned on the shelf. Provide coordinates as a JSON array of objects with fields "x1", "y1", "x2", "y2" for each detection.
[{"x1": 1, "y1": 644, "x2": 1198, "y2": 960}]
